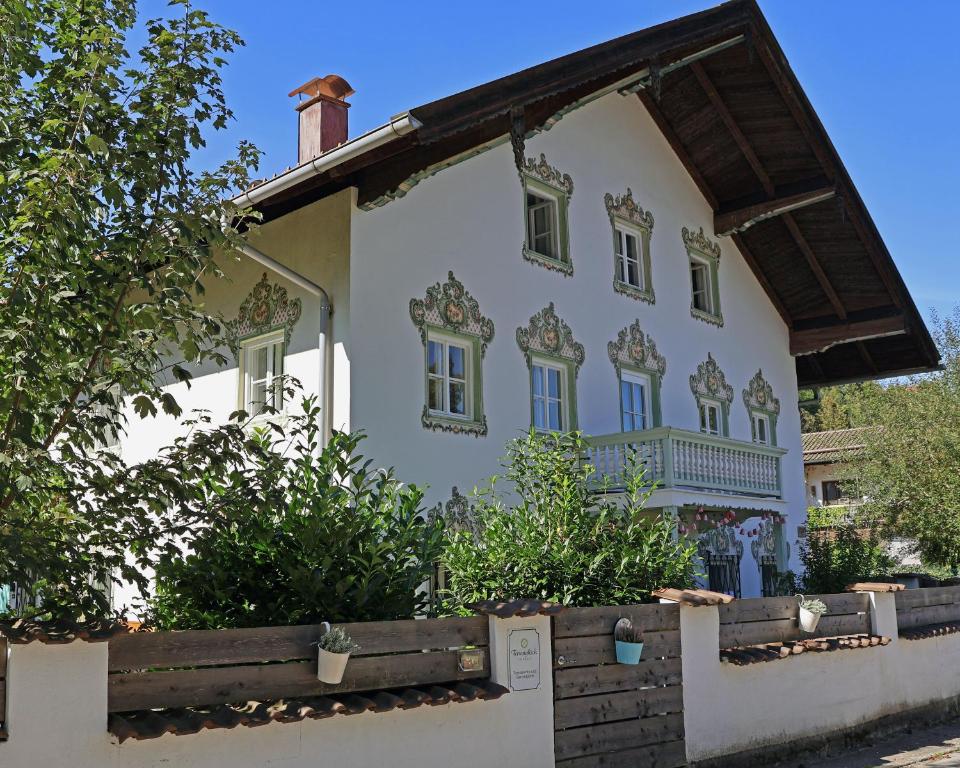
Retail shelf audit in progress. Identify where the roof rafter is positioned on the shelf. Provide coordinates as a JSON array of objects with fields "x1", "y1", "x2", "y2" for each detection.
[{"x1": 715, "y1": 184, "x2": 836, "y2": 236}]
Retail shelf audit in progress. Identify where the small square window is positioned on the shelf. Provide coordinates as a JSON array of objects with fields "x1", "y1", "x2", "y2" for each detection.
[
  {"x1": 241, "y1": 332, "x2": 284, "y2": 417},
  {"x1": 532, "y1": 360, "x2": 565, "y2": 431},
  {"x1": 699, "y1": 399, "x2": 721, "y2": 436},
  {"x1": 526, "y1": 191, "x2": 559, "y2": 261},
  {"x1": 427, "y1": 336, "x2": 471, "y2": 419}
]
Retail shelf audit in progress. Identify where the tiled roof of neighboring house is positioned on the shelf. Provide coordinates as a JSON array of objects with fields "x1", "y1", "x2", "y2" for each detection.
[{"x1": 802, "y1": 428, "x2": 869, "y2": 465}]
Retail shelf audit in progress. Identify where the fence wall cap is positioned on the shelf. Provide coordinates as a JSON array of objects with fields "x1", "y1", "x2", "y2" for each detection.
[
  {"x1": 653, "y1": 588, "x2": 734, "y2": 606},
  {"x1": 467, "y1": 599, "x2": 566, "y2": 618},
  {"x1": 846, "y1": 582, "x2": 906, "y2": 593}
]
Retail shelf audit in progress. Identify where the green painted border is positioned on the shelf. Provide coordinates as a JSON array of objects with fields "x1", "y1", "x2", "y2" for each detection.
[
  {"x1": 689, "y1": 353, "x2": 734, "y2": 438},
  {"x1": 521, "y1": 155, "x2": 574, "y2": 276},
  {"x1": 605, "y1": 189, "x2": 655, "y2": 304},
  {"x1": 420, "y1": 327, "x2": 487, "y2": 437},
  {"x1": 527, "y1": 353, "x2": 579, "y2": 431},
  {"x1": 618, "y1": 363, "x2": 662, "y2": 430}
]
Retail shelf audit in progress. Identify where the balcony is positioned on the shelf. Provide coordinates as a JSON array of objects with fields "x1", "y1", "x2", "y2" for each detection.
[{"x1": 586, "y1": 427, "x2": 786, "y2": 499}]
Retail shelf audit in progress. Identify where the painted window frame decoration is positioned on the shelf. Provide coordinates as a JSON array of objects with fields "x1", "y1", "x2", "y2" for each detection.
[
  {"x1": 226, "y1": 273, "x2": 303, "y2": 415},
  {"x1": 517, "y1": 302, "x2": 584, "y2": 431},
  {"x1": 410, "y1": 271, "x2": 494, "y2": 437},
  {"x1": 743, "y1": 368, "x2": 781, "y2": 447},
  {"x1": 689, "y1": 353, "x2": 734, "y2": 437},
  {"x1": 682, "y1": 226, "x2": 723, "y2": 327},
  {"x1": 521, "y1": 153, "x2": 574, "y2": 276},
  {"x1": 608, "y1": 320, "x2": 667, "y2": 432},
  {"x1": 605, "y1": 188, "x2": 655, "y2": 303}
]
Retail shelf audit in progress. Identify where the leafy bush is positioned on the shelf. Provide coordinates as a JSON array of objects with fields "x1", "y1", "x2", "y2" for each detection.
[
  {"x1": 440, "y1": 431, "x2": 698, "y2": 609},
  {"x1": 151, "y1": 399, "x2": 444, "y2": 629},
  {"x1": 800, "y1": 523, "x2": 894, "y2": 594}
]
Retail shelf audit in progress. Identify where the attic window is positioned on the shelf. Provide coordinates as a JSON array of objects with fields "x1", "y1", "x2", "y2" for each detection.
[
  {"x1": 520, "y1": 153, "x2": 573, "y2": 275},
  {"x1": 526, "y1": 190, "x2": 558, "y2": 260}
]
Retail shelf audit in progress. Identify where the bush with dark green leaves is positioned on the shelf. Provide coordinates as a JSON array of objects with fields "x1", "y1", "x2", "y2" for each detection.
[
  {"x1": 151, "y1": 401, "x2": 444, "y2": 629},
  {"x1": 440, "y1": 431, "x2": 698, "y2": 609},
  {"x1": 800, "y1": 523, "x2": 894, "y2": 595}
]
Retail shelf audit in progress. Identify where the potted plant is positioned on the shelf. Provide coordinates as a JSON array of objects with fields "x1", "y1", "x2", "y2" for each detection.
[
  {"x1": 316, "y1": 622, "x2": 359, "y2": 684},
  {"x1": 796, "y1": 595, "x2": 828, "y2": 633},
  {"x1": 614, "y1": 618, "x2": 644, "y2": 665}
]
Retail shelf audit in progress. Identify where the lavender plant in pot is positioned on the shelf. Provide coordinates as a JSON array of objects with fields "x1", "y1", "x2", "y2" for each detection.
[
  {"x1": 316, "y1": 622, "x2": 360, "y2": 684},
  {"x1": 796, "y1": 595, "x2": 828, "y2": 633},
  {"x1": 614, "y1": 618, "x2": 644, "y2": 665}
]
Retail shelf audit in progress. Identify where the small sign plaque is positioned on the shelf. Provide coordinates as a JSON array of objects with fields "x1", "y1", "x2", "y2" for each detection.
[
  {"x1": 458, "y1": 648, "x2": 485, "y2": 673},
  {"x1": 508, "y1": 628, "x2": 541, "y2": 691}
]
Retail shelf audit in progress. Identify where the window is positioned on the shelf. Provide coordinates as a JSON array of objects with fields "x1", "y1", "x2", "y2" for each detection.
[
  {"x1": 615, "y1": 226, "x2": 644, "y2": 291},
  {"x1": 240, "y1": 332, "x2": 284, "y2": 417},
  {"x1": 620, "y1": 371, "x2": 651, "y2": 432},
  {"x1": 690, "y1": 257, "x2": 712, "y2": 314},
  {"x1": 682, "y1": 226, "x2": 723, "y2": 326},
  {"x1": 527, "y1": 190, "x2": 558, "y2": 261},
  {"x1": 532, "y1": 360, "x2": 564, "y2": 431},
  {"x1": 822, "y1": 480, "x2": 843, "y2": 504},
  {"x1": 699, "y1": 399, "x2": 721, "y2": 436},
  {"x1": 428, "y1": 336, "x2": 470, "y2": 419},
  {"x1": 751, "y1": 412, "x2": 770, "y2": 445}
]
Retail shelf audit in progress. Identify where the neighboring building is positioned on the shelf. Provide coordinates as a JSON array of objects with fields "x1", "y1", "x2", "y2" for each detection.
[
  {"x1": 115, "y1": 0, "x2": 940, "y2": 601},
  {"x1": 802, "y1": 428, "x2": 868, "y2": 508}
]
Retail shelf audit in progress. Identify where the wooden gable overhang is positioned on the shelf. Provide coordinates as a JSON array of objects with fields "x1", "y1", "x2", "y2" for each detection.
[{"x1": 251, "y1": 0, "x2": 939, "y2": 387}]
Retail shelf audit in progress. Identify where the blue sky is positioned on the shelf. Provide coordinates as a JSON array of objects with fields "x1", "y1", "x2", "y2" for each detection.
[{"x1": 181, "y1": 0, "x2": 959, "y2": 325}]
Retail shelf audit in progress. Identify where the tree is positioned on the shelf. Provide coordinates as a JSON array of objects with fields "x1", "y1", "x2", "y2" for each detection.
[
  {"x1": 440, "y1": 431, "x2": 698, "y2": 609},
  {"x1": 799, "y1": 382, "x2": 879, "y2": 432},
  {"x1": 0, "y1": 0, "x2": 260, "y2": 618},
  {"x1": 849, "y1": 309, "x2": 960, "y2": 570}
]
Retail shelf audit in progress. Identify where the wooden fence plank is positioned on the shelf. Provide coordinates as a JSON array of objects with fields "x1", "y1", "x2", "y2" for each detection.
[
  {"x1": 554, "y1": 631, "x2": 681, "y2": 669},
  {"x1": 108, "y1": 617, "x2": 487, "y2": 672},
  {"x1": 554, "y1": 685, "x2": 683, "y2": 730},
  {"x1": 0, "y1": 637, "x2": 6, "y2": 678},
  {"x1": 897, "y1": 603, "x2": 960, "y2": 630},
  {"x1": 556, "y1": 738, "x2": 686, "y2": 768},
  {"x1": 895, "y1": 586, "x2": 960, "y2": 611},
  {"x1": 554, "y1": 658, "x2": 682, "y2": 700},
  {"x1": 554, "y1": 712, "x2": 685, "y2": 761},
  {"x1": 108, "y1": 648, "x2": 487, "y2": 712},
  {"x1": 0, "y1": 680, "x2": 5, "y2": 725},
  {"x1": 0, "y1": 636, "x2": 5, "y2": 724},
  {"x1": 718, "y1": 593, "x2": 869, "y2": 624},
  {"x1": 718, "y1": 612, "x2": 870, "y2": 649},
  {"x1": 553, "y1": 604, "x2": 680, "y2": 639}
]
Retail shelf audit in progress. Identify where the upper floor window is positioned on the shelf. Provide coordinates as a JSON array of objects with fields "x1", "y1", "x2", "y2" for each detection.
[
  {"x1": 410, "y1": 271, "x2": 494, "y2": 438},
  {"x1": 240, "y1": 331, "x2": 284, "y2": 417},
  {"x1": 751, "y1": 412, "x2": 770, "y2": 445},
  {"x1": 521, "y1": 153, "x2": 573, "y2": 275},
  {"x1": 682, "y1": 226, "x2": 723, "y2": 326},
  {"x1": 517, "y1": 303, "x2": 584, "y2": 432},
  {"x1": 743, "y1": 369, "x2": 780, "y2": 447},
  {"x1": 689, "y1": 353, "x2": 733, "y2": 438},
  {"x1": 620, "y1": 370, "x2": 651, "y2": 432},
  {"x1": 699, "y1": 399, "x2": 722, "y2": 436},
  {"x1": 609, "y1": 320, "x2": 666, "y2": 434},
  {"x1": 605, "y1": 189, "x2": 655, "y2": 304}
]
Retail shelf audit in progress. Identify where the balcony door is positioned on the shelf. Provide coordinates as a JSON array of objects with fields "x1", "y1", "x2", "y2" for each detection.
[{"x1": 620, "y1": 370, "x2": 651, "y2": 432}]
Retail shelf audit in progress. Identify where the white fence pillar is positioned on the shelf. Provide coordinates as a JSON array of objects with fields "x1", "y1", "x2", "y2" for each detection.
[
  {"x1": 676, "y1": 602, "x2": 722, "y2": 764},
  {"x1": 867, "y1": 590, "x2": 899, "y2": 643}
]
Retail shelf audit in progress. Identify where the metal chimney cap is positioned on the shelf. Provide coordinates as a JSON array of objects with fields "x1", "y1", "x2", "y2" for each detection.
[{"x1": 289, "y1": 74, "x2": 355, "y2": 102}]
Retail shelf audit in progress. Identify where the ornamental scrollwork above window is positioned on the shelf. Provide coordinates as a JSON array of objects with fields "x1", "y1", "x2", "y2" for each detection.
[
  {"x1": 743, "y1": 369, "x2": 781, "y2": 415},
  {"x1": 689, "y1": 353, "x2": 734, "y2": 404},
  {"x1": 751, "y1": 518, "x2": 789, "y2": 564},
  {"x1": 516, "y1": 302, "x2": 585, "y2": 373},
  {"x1": 697, "y1": 524, "x2": 743, "y2": 559},
  {"x1": 682, "y1": 225, "x2": 721, "y2": 260},
  {"x1": 409, "y1": 271, "x2": 495, "y2": 353},
  {"x1": 427, "y1": 486, "x2": 478, "y2": 537},
  {"x1": 522, "y1": 153, "x2": 573, "y2": 196},
  {"x1": 225, "y1": 273, "x2": 302, "y2": 357},
  {"x1": 608, "y1": 320, "x2": 666, "y2": 378},
  {"x1": 604, "y1": 188, "x2": 654, "y2": 231}
]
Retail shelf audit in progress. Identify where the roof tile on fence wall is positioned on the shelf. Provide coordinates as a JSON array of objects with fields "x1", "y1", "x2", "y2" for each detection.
[
  {"x1": 108, "y1": 681, "x2": 511, "y2": 743},
  {"x1": 0, "y1": 618, "x2": 131, "y2": 644},
  {"x1": 468, "y1": 599, "x2": 565, "y2": 617},
  {"x1": 720, "y1": 634, "x2": 890, "y2": 665},
  {"x1": 901, "y1": 622, "x2": 960, "y2": 640}
]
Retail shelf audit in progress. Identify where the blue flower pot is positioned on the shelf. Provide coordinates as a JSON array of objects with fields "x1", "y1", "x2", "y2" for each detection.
[{"x1": 615, "y1": 640, "x2": 643, "y2": 665}]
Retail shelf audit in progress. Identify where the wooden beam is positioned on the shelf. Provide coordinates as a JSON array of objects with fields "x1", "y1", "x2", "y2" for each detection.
[
  {"x1": 790, "y1": 314, "x2": 906, "y2": 356},
  {"x1": 715, "y1": 185, "x2": 835, "y2": 236},
  {"x1": 782, "y1": 213, "x2": 847, "y2": 320},
  {"x1": 636, "y1": 89, "x2": 718, "y2": 209},
  {"x1": 857, "y1": 341, "x2": 878, "y2": 374},
  {"x1": 690, "y1": 60, "x2": 774, "y2": 196},
  {"x1": 730, "y1": 233, "x2": 791, "y2": 327}
]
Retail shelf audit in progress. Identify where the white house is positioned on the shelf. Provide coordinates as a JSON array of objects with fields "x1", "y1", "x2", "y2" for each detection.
[{"x1": 116, "y1": 0, "x2": 939, "y2": 600}]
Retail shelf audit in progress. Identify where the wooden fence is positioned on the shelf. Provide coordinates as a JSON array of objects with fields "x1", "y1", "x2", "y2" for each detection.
[
  {"x1": 0, "y1": 637, "x2": 6, "y2": 736},
  {"x1": 107, "y1": 617, "x2": 488, "y2": 712},
  {"x1": 896, "y1": 585, "x2": 960, "y2": 631},
  {"x1": 552, "y1": 603, "x2": 685, "y2": 768},
  {"x1": 717, "y1": 592, "x2": 871, "y2": 648}
]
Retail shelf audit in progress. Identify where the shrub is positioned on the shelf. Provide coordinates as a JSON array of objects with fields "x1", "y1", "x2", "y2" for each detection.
[
  {"x1": 440, "y1": 431, "x2": 698, "y2": 609},
  {"x1": 800, "y1": 523, "x2": 893, "y2": 594},
  {"x1": 151, "y1": 399, "x2": 444, "y2": 629}
]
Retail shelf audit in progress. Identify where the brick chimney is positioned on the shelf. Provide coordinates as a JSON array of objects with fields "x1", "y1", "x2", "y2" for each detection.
[{"x1": 288, "y1": 75, "x2": 355, "y2": 164}]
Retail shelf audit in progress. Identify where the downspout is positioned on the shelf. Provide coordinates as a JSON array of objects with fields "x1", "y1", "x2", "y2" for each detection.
[{"x1": 238, "y1": 242, "x2": 332, "y2": 442}]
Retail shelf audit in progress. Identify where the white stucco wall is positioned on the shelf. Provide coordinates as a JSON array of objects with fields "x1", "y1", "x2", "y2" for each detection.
[
  {"x1": 805, "y1": 463, "x2": 841, "y2": 506},
  {"x1": 350, "y1": 90, "x2": 806, "y2": 585}
]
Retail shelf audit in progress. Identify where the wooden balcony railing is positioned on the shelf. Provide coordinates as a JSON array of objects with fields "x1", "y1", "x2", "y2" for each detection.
[{"x1": 586, "y1": 427, "x2": 786, "y2": 498}]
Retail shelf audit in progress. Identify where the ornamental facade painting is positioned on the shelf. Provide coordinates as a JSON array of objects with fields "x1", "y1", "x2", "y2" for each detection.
[
  {"x1": 516, "y1": 302, "x2": 585, "y2": 373},
  {"x1": 697, "y1": 524, "x2": 743, "y2": 559},
  {"x1": 521, "y1": 152, "x2": 574, "y2": 196},
  {"x1": 226, "y1": 273, "x2": 303, "y2": 356},
  {"x1": 689, "y1": 353, "x2": 734, "y2": 405},
  {"x1": 608, "y1": 320, "x2": 666, "y2": 378},
  {"x1": 409, "y1": 271, "x2": 495, "y2": 353},
  {"x1": 427, "y1": 486, "x2": 478, "y2": 537},
  {"x1": 743, "y1": 369, "x2": 781, "y2": 415},
  {"x1": 682, "y1": 225, "x2": 721, "y2": 260}
]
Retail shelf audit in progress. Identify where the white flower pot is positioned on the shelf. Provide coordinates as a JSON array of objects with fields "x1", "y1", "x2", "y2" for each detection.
[
  {"x1": 317, "y1": 648, "x2": 351, "y2": 684},
  {"x1": 798, "y1": 605, "x2": 822, "y2": 633}
]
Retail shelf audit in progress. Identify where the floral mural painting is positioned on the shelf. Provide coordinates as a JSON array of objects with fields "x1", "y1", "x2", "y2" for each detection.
[
  {"x1": 516, "y1": 302, "x2": 585, "y2": 374},
  {"x1": 226, "y1": 273, "x2": 303, "y2": 356}
]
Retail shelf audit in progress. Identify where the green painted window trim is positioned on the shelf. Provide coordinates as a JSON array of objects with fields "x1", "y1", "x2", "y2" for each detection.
[
  {"x1": 421, "y1": 326, "x2": 488, "y2": 437},
  {"x1": 605, "y1": 189, "x2": 655, "y2": 304},
  {"x1": 748, "y1": 408, "x2": 778, "y2": 448},
  {"x1": 528, "y1": 352, "x2": 579, "y2": 432},
  {"x1": 521, "y1": 154, "x2": 574, "y2": 276},
  {"x1": 689, "y1": 353, "x2": 734, "y2": 438},
  {"x1": 618, "y1": 363, "x2": 663, "y2": 430},
  {"x1": 682, "y1": 226, "x2": 723, "y2": 327}
]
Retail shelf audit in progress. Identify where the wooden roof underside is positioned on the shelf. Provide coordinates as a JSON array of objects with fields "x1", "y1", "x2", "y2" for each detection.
[{"x1": 252, "y1": 0, "x2": 939, "y2": 388}]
